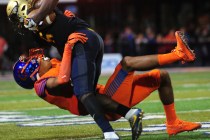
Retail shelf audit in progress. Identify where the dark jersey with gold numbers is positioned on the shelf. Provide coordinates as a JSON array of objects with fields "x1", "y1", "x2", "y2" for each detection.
[{"x1": 34, "y1": 8, "x2": 90, "y2": 55}]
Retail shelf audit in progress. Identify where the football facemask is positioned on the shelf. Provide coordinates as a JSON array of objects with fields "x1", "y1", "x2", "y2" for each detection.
[{"x1": 13, "y1": 52, "x2": 41, "y2": 89}]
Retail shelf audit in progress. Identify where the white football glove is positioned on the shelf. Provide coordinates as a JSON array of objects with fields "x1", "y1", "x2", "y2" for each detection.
[{"x1": 24, "y1": 18, "x2": 38, "y2": 31}]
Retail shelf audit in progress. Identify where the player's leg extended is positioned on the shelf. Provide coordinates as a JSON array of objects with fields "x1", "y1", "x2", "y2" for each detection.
[
  {"x1": 121, "y1": 31, "x2": 195, "y2": 72},
  {"x1": 118, "y1": 67, "x2": 201, "y2": 136},
  {"x1": 158, "y1": 70, "x2": 201, "y2": 136},
  {"x1": 71, "y1": 30, "x2": 119, "y2": 139}
]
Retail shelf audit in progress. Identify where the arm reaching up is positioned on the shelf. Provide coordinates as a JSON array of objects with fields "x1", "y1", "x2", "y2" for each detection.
[{"x1": 46, "y1": 33, "x2": 88, "y2": 88}]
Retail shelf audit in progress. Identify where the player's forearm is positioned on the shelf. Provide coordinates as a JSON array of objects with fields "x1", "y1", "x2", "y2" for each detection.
[
  {"x1": 30, "y1": 0, "x2": 59, "y2": 23},
  {"x1": 57, "y1": 44, "x2": 73, "y2": 84},
  {"x1": 56, "y1": 33, "x2": 87, "y2": 84}
]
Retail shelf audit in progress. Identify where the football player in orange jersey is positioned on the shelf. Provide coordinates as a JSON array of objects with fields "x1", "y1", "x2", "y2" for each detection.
[
  {"x1": 13, "y1": 31, "x2": 201, "y2": 138},
  {"x1": 14, "y1": 32, "x2": 143, "y2": 140}
]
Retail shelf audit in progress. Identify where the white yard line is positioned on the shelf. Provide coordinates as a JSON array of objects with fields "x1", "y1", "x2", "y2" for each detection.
[
  {"x1": 143, "y1": 97, "x2": 210, "y2": 103},
  {"x1": 182, "y1": 83, "x2": 210, "y2": 87}
]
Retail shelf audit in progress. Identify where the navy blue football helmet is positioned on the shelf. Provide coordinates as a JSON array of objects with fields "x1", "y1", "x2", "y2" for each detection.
[{"x1": 13, "y1": 55, "x2": 40, "y2": 89}]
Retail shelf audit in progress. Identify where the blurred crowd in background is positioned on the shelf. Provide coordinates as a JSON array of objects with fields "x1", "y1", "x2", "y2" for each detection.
[{"x1": 0, "y1": 0, "x2": 210, "y2": 74}]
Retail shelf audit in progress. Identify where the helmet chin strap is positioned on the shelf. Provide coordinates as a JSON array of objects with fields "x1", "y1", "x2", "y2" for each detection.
[{"x1": 30, "y1": 66, "x2": 40, "y2": 81}]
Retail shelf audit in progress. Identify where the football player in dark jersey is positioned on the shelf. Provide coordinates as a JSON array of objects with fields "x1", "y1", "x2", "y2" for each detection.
[{"x1": 6, "y1": 0, "x2": 143, "y2": 139}]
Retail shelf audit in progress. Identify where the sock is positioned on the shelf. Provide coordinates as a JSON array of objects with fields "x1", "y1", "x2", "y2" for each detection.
[
  {"x1": 125, "y1": 109, "x2": 138, "y2": 120},
  {"x1": 116, "y1": 104, "x2": 130, "y2": 117},
  {"x1": 158, "y1": 51, "x2": 181, "y2": 65},
  {"x1": 164, "y1": 103, "x2": 177, "y2": 125},
  {"x1": 104, "y1": 132, "x2": 119, "y2": 139},
  {"x1": 79, "y1": 93, "x2": 114, "y2": 132},
  {"x1": 94, "y1": 115, "x2": 114, "y2": 132}
]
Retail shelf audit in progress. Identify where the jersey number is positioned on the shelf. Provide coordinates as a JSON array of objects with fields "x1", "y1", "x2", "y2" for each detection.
[{"x1": 39, "y1": 32, "x2": 55, "y2": 43}]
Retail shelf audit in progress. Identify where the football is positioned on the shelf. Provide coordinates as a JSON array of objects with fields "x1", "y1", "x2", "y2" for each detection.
[
  {"x1": 41, "y1": 12, "x2": 56, "y2": 26},
  {"x1": 27, "y1": 9, "x2": 56, "y2": 30},
  {"x1": 38, "y1": 11, "x2": 56, "y2": 30}
]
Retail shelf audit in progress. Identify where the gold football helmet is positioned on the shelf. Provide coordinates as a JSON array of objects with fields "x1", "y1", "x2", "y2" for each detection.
[{"x1": 6, "y1": 0, "x2": 33, "y2": 32}]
